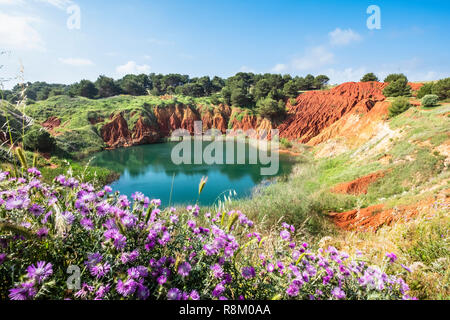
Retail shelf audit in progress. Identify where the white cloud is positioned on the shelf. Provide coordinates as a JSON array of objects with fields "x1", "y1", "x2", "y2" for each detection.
[
  {"x1": 324, "y1": 67, "x2": 367, "y2": 84},
  {"x1": 271, "y1": 63, "x2": 287, "y2": 73},
  {"x1": 0, "y1": 0, "x2": 25, "y2": 5},
  {"x1": 329, "y1": 28, "x2": 362, "y2": 46},
  {"x1": 147, "y1": 37, "x2": 175, "y2": 46},
  {"x1": 238, "y1": 65, "x2": 255, "y2": 73},
  {"x1": 58, "y1": 57, "x2": 94, "y2": 66},
  {"x1": 292, "y1": 46, "x2": 334, "y2": 71},
  {"x1": 0, "y1": 13, "x2": 45, "y2": 51},
  {"x1": 34, "y1": 0, "x2": 73, "y2": 9},
  {"x1": 116, "y1": 61, "x2": 150, "y2": 75}
]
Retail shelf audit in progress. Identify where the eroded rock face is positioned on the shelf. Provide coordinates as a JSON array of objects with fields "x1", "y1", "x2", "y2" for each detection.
[
  {"x1": 100, "y1": 113, "x2": 132, "y2": 148},
  {"x1": 42, "y1": 116, "x2": 61, "y2": 131},
  {"x1": 100, "y1": 82, "x2": 393, "y2": 149},
  {"x1": 278, "y1": 82, "x2": 387, "y2": 143}
]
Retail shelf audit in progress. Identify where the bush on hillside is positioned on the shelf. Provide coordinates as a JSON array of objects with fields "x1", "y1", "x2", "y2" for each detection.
[
  {"x1": 431, "y1": 77, "x2": 450, "y2": 100},
  {"x1": 361, "y1": 73, "x2": 379, "y2": 82},
  {"x1": 421, "y1": 94, "x2": 439, "y2": 107},
  {"x1": 23, "y1": 127, "x2": 56, "y2": 152},
  {"x1": 383, "y1": 78, "x2": 411, "y2": 97},
  {"x1": 256, "y1": 97, "x2": 286, "y2": 119},
  {"x1": 416, "y1": 83, "x2": 434, "y2": 99},
  {"x1": 388, "y1": 97, "x2": 412, "y2": 118},
  {"x1": 384, "y1": 73, "x2": 408, "y2": 83}
]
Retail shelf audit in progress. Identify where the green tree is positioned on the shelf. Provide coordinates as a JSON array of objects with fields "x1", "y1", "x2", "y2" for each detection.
[
  {"x1": 314, "y1": 75, "x2": 330, "y2": 89},
  {"x1": 383, "y1": 78, "x2": 411, "y2": 97},
  {"x1": 361, "y1": 73, "x2": 379, "y2": 82},
  {"x1": 283, "y1": 80, "x2": 299, "y2": 98},
  {"x1": 95, "y1": 75, "x2": 120, "y2": 98},
  {"x1": 256, "y1": 97, "x2": 285, "y2": 119},
  {"x1": 231, "y1": 87, "x2": 250, "y2": 107},
  {"x1": 384, "y1": 73, "x2": 407, "y2": 83},
  {"x1": 416, "y1": 83, "x2": 434, "y2": 99},
  {"x1": 388, "y1": 97, "x2": 411, "y2": 118},
  {"x1": 421, "y1": 94, "x2": 439, "y2": 107},
  {"x1": 431, "y1": 77, "x2": 450, "y2": 100},
  {"x1": 23, "y1": 127, "x2": 56, "y2": 152},
  {"x1": 69, "y1": 80, "x2": 98, "y2": 99}
]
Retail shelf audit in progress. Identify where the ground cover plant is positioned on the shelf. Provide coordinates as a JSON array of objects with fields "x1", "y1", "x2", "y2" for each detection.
[{"x1": 0, "y1": 167, "x2": 415, "y2": 300}]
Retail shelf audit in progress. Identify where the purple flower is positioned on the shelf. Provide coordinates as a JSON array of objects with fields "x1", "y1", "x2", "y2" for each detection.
[
  {"x1": 27, "y1": 167, "x2": 41, "y2": 177},
  {"x1": 241, "y1": 266, "x2": 256, "y2": 279},
  {"x1": 190, "y1": 290, "x2": 200, "y2": 300},
  {"x1": 331, "y1": 287, "x2": 346, "y2": 300},
  {"x1": 167, "y1": 288, "x2": 181, "y2": 300},
  {"x1": 36, "y1": 227, "x2": 49, "y2": 238},
  {"x1": 0, "y1": 253, "x2": 6, "y2": 265},
  {"x1": 80, "y1": 218, "x2": 94, "y2": 231},
  {"x1": 29, "y1": 204, "x2": 44, "y2": 217},
  {"x1": 286, "y1": 284, "x2": 299, "y2": 297},
  {"x1": 280, "y1": 230, "x2": 290, "y2": 241},
  {"x1": 95, "y1": 284, "x2": 111, "y2": 299},
  {"x1": 212, "y1": 283, "x2": 225, "y2": 297},
  {"x1": 8, "y1": 282, "x2": 36, "y2": 300},
  {"x1": 90, "y1": 263, "x2": 111, "y2": 279},
  {"x1": 116, "y1": 279, "x2": 137, "y2": 297},
  {"x1": 211, "y1": 264, "x2": 224, "y2": 279},
  {"x1": 26, "y1": 261, "x2": 53, "y2": 284},
  {"x1": 5, "y1": 197, "x2": 29, "y2": 210},
  {"x1": 178, "y1": 262, "x2": 192, "y2": 278},
  {"x1": 75, "y1": 283, "x2": 94, "y2": 299},
  {"x1": 386, "y1": 252, "x2": 397, "y2": 263},
  {"x1": 401, "y1": 264, "x2": 411, "y2": 273},
  {"x1": 157, "y1": 275, "x2": 167, "y2": 285}
]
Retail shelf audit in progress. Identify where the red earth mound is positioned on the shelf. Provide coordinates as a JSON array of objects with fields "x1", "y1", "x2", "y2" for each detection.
[
  {"x1": 332, "y1": 171, "x2": 385, "y2": 195},
  {"x1": 42, "y1": 116, "x2": 61, "y2": 131},
  {"x1": 329, "y1": 203, "x2": 418, "y2": 232},
  {"x1": 100, "y1": 113, "x2": 133, "y2": 148},
  {"x1": 278, "y1": 82, "x2": 387, "y2": 143}
]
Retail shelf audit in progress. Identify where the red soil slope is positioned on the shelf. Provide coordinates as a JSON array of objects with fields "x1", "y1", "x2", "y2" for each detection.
[
  {"x1": 332, "y1": 171, "x2": 386, "y2": 195},
  {"x1": 279, "y1": 82, "x2": 387, "y2": 143}
]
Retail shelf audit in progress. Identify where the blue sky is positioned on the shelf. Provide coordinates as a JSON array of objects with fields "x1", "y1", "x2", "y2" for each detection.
[{"x1": 0, "y1": 0, "x2": 449, "y2": 88}]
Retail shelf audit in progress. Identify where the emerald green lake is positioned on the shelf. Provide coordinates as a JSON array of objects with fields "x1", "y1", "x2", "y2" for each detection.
[{"x1": 91, "y1": 142, "x2": 295, "y2": 206}]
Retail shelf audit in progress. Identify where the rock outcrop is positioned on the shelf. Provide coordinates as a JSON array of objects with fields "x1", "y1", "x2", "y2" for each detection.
[
  {"x1": 278, "y1": 82, "x2": 387, "y2": 143},
  {"x1": 99, "y1": 82, "x2": 393, "y2": 149},
  {"x1": 100, "y1": 113, "x2": 133, "y2": 148}
]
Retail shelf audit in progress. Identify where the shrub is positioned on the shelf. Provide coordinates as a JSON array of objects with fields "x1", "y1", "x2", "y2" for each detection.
[
  {"x1": 0, "y1": 169, "x2": 415, "y2": 300},
  {"x1": 23, "y1": 127, "x2": 56, "y2": 152},
  {"x1": 431, "y1": 77, "x2": 450, "y2": 100},
  {"x1": 383, "y1": 78, "x2": 411, "y2": 97},
  {"x1": 421, "y1": 94, "x2": 439, "y2": 108},
  {"x1": 256, "y1": 97, "x2": 285, "y2": 119},
  {"x1": 384, "y1": 73, "x2": 408, "y2": 83},
  {"x1": 361, "y1": 73, "x2": 379, "y2": 82},
  {"x1": 388, "y1": 97, "x2": 412, "y2": 118},
  {"x1": 416, "y1": 83, "x2": 434, "y2": 99},
  {"x1": 280, "y1": 138, "x2": 292, "y2": 149}
]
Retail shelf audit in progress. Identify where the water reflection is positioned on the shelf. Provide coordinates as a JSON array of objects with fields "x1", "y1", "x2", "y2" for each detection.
[{"x1": 91, "y1": 142, "x2": 295, "y2": 206}]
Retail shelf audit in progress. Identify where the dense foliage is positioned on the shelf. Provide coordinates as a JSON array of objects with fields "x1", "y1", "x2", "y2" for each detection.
[
  {"x1": 383, "y1": 76, "x2": 411, "y2": 97},
  {"x1": 388, "y1": 97, "x2": 412, "y2": 118},
  {"x1": 4, "y1": 72, "x2": 330, "y2": 110},
  {"x1": 23, "y1": 127, "x2": 56, "y2": 153},
  {"x1": 421, "y1": 94, "x2": 439, "y2": 107},
  {"x1": 360, "y1": 73, "x2": 379, "y2": 82},
  {"x1": 0, "y1": 169, "x2": 415, "y2": 300}
]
